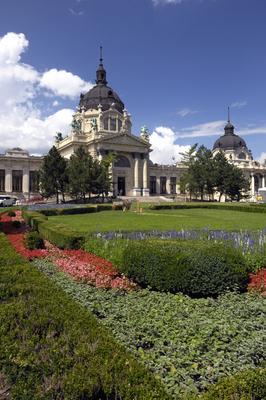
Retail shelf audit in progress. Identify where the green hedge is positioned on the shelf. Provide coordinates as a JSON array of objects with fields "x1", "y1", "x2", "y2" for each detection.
[
  {"x1": 39, "y1": 204, "x2": 113, "y2": 216},
  {"x1": 0, "y1": 233, "x2": 169, "y2": 400},
  {"x1": 22, "y1": 210, "x2": 48, "y2": 230},
  {"x1": 149, "y1": 203, "x2": 266, "y2": 213},
  {"x1": 197, "y1": 368, "x2": 266, "y2": 399},
  {"x1": 85, "y1": 238, "x2": 249, "y2": 297},
  {"x1": 38, "y1": 220, "x2": 85, "y2": 249},
  {"x1": 123, "y1": 240, "x2": 248, "y2": 296}
]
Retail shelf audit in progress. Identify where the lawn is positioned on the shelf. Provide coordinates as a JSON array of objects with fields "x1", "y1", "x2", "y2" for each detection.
[{"x1": 48, "y1": 208, "x2": 266, "y2": 233}]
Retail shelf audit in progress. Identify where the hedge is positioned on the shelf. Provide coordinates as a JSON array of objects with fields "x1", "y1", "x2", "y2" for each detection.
[
  {"x1": 22, "y1": 210, "x2": 85, "y2": 249},
  {"x1": 196, "y1": 368, "x2": 266, "y2": 400},
  {"x1": 149, "y1": 203, "x2": 266, "y2": 213},
  {"x1": 39, "y1": 204, "x2": 113, "y2": 216},
  {"x1": 0, "y1": 233, "x2": 169, "y2": 400},
  {"x1": 85, "y1": 238, "x2": 249, "y2": 297}
]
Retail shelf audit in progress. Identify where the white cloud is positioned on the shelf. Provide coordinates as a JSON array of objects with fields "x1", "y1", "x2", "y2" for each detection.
[
  {"x1": 68, "y1": 8, "x2": 84, "y2": 16},
  {"x1": 152, "y1": 0, "x2": 184, "y2": 5},
  {"x1": 40, "y1": 68, "x2": 92, "y2": 99},
  {"x1": 258, "y1": 152, "x2": 266, "y2": 165},
  {"x1": 231, "y1": 101, "x2": 247, "y2": 109},
  {"x1": 0, "y1": 32, "x2": 94, "y2": 154},
  {"x1": 179, "y1": 120, "x2": 225, "y2": 138},
  {"x1": 150, "y1": 126, "x2": 190, "y2": 164},
  {"x1": 177, "y1": 108, "x2": 198, "y2": 117}
]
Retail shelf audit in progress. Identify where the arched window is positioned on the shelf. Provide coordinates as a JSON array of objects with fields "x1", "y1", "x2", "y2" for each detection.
[
  {"x1": 238, "y1": 152, "x2": 246, "y2": 160},
  {"x1": 114, "y1": 155, "x2": 130, "y2": 168}
]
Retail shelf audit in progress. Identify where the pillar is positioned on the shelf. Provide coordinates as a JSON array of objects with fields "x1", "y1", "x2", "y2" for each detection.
[
  {"x1": 142, "y1": 155, "x2": 150, "y2": 196},
  {"x1": 5, "y1": 169, "x2": 12, "y2": 193},
  {"x1": 23, "y1": 170, "x2": 29, "y2": 198},
  {"x1": 251, "y1": 173, "x2": 255, "y2": 197},
  {"x1": 262, "y1": 175, "x2": 265, "y2": 188},
  {"x1": 132, "y1": 153, "x2": 141, "y2": 196}
]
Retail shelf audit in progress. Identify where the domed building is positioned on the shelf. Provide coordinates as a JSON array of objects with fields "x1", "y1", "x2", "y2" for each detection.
[
  {"x1": 56, "y1": 53, "x2": 185, "y2": 197},
  {"x1": 0, "y1": 54, "x2": 266, "y2": 200},
  {"x1": 212, "y1": 109, "x2": 266, "y2": 197}
]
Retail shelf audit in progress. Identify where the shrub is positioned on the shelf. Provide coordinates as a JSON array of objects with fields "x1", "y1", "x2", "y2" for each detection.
[
  {"x1": 22, "y1": 210, "x2": 48, "y2": 231},
  {"x1": 11, "y1": 220, "x2": 21, "y2": 229},
  {"x1": 38, "y1": 221, "x2": 85, "y2": 249},
  {"x1": 120, "y1": 240, "x2": 248, "y2": 297},
  {"x1": 24, "y1": 231, "x2": 45, "y2": 250},
  {"x1": 7, "y1": 210, "x2": 16, "y2": 217},
  {"x1": 149, "y1": 203, "x2": 266, "y2": 214},
  {"x1": 0, "y1": 233, "x2": 169, "y2": 400},
  {"x1": 197, "y1": 368, "x2": 266, "y2": 400}
]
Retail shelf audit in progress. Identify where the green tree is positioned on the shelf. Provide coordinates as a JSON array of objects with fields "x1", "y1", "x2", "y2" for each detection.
[
  {"x1": 68, "y1": 147, "x2": 94, "y2": 202},
  {"x1": 93, "y1": 154, "x2": 115, "y2": 201},
  {"x1": 224, "y1": 166, "x2": 250, "y2": 201},
  {"x1": 39, "y1": 146, "x2": 68, "y2": 204}
]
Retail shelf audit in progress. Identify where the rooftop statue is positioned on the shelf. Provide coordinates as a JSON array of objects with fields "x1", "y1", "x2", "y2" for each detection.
[{"x1": 71, "y1": 117, "x2": 82, "y2": 134}]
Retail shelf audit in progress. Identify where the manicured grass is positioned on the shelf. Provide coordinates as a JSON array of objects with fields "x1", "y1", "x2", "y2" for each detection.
[{"x1": 48, "y1": 208, "x2": 266, "y2": 233}]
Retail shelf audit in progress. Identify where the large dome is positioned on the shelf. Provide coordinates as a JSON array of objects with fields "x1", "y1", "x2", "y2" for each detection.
[
  {"x1": 79, "y1": 84, "x2": 124, "y2": 113},
  {"x1": 79, "y1": 56, "x2": 124, "y2": 113},
  {"x1": 213, "y1": 121, "x2": 247, "y2": 151}
]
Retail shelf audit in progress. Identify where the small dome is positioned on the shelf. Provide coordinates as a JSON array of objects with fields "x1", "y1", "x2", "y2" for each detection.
[{"x1": 213, "y1": 134, "x2": 247, "y2": 151}]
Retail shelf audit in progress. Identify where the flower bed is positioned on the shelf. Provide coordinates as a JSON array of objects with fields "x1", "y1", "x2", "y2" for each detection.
[
  {"x1": 248, "y1": 268, "x2": 266, "y2": 295},
  {"x1": 1, "y1": 211, "x2": 135, "y2": 290}
]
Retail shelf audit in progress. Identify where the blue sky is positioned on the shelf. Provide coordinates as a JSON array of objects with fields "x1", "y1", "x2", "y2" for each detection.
[{"x1": 0, "y1": 0, "x2": 266, "y2": 163}]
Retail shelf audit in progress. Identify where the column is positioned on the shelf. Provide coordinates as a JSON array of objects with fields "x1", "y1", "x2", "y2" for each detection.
[
  {"x1": 23, "y1": 170, "x2": 29, "y2": 197},
  {"x1": 251, "y1": 173, "x2": 255, "y2": 197},
  {"x1": 132, "y1": 153, "x2": 141, "y2": 196},
  {"x1": 142, "y1": 155, "x2": 150, "y2": 196},
  {"x1": 262, "y1": 175, "x2": 265, "y2": 188},
  {"x1": 5, "y1": 169, "x2": 12, "y2": 193}
]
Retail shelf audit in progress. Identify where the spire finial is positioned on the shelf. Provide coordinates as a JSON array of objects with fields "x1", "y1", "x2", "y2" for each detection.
[
  {"x1": 100, "y1": 46, "x2": 103, "y2": 64},
  {"x1": 228, "y1": 106, "x2": 230, "y2": 123}
]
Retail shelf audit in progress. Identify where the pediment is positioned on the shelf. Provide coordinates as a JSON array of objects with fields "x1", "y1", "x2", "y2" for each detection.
[{"x1": 95, "y1": 133, "x2": 150, "y2": 150}]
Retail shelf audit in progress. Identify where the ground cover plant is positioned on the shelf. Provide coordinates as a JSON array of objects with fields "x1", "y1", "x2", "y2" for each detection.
[
  {"x1": 32, "y1": 259, "x2": 266, "y2": 399},
  {"x1": 0, "y1": 233, "x2": 169, "y2": 400},
  {"x1": 48, "y1": 207, "x2": 266, "y2": 233}
]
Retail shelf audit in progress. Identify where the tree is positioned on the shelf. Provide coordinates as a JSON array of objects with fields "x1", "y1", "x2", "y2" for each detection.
[
  {"x1": 213, "y1": 152, "x2": 231, "y2": 202},
  {"x1": 68, "y1": 147, "x2": 94, "y2": 202},
  {"x1": 39, "y1": 146, "x2": 68, "y2": 203},
  {"x1": 93, "y1": 154, "x2": 114, "y2": 201}
]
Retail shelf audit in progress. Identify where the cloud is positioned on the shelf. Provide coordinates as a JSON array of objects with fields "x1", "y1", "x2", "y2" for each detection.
[
  {"x1": 40, "y1": 68, "x2": 92, "y2": 98},
  {"x1": 178, "y1": 120, "x2": 225, "y2": 138},
  {"x1": 0, "y1": 32, "x2": 93, "y2": 154},
  {"x1": 231, "y1": 101, "x2": 247, "y2": 109},
  {"x1": 152, "y1": 0, "x2": 185, "y2": 5},
  {"x1": 68, "y1": 8, "x2": 84, "y2": 16},
  {"x1": 177, "y1": 108, "x2": 198, "y2": 117},
  {"x1": 150, "y1": 126, "x2": 190, "y2": 164},
  {"x1": 258, "y1": 152, "x2": 266, "y2": 165}
]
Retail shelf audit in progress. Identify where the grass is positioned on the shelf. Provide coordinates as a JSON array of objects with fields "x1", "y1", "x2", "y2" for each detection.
[{"x1": 48, "y1": 208, "x2": 266, "y2": 233}]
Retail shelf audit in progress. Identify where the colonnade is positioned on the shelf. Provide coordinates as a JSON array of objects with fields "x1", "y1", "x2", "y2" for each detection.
[
  {"x1": 250, "y1": 173, "x2": 266, "y2": 197},
  {"x1": 132, "y1": 153, "x2": 149, "y2": 196}
]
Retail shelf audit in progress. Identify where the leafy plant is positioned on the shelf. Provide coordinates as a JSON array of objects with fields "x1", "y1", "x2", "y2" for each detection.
[{"x1": 24, "y1": 231, "x2": 45, "y2": 250}]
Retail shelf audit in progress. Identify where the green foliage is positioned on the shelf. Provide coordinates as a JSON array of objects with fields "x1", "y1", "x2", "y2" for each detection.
[
  {"x1": 38, "y1": 220, "x2": 85, "y2": 249},
  {"x1": 33, "y1": 258, "x2": 266, "y2": 399},
  {"x1": 0, "y1": 234, "x2": 169, "y2": 400},
  {"x1": 22, "y1": 210, "x2": 48, "y2": 231},
  {"x1": 39, "y1": 145, "x2": 68, "y2": 203},
  {"x1": 149, "y1": 202, "x2": 266, "y2": 213},
  {"x1": 180, "y1": 145, "x2": 250, "y2": 201},
  {"x1": 11, "y1": 220, "x2": 21, "y2": 228},
  {"x1": 120, "y1": 240, "x2": 248, "y2": 296},
  {"x1": 7, "y1": 210, "x2": 16, "y2": 217},
  {"x1": 24, "y1": 231, "x2": 45, "y2": 250},
  {"x1": 68, "y1": 146, "x2": 95, "y2": 202},
  {"x1": 197, "y1": 368, "x2": 266, "y2": 400}
]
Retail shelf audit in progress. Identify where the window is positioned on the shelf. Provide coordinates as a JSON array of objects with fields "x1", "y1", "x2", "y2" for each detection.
[
  {"x1": 104, "y1": 117, "x2": 109, "y2": 130},
  {"x1": 110, "y1": 117, "x2": 116, "y2": 131},
  {"x1": 118, "y1": 119, "x2": 122, "y2": 132},
  {"x1": 160, "y1": 176, "x2": 167, "y2": 194},
  {"x1": 0, "y1": 170, "x2": 5, "y2": 192},
  {"x1": 12, "y1": 170, "x2": 23, "y2": 192},
  {"x1": 170, "y1": 177, "x2": 176, "y2": 194},
  {"x1": 238, "y1": 152, "x2": 246, "y2": 160},
  {"x1": 114, "y1": 155, "x2": 130, "y2": 168},
  {"x1": 150, "y1": 176, "x2": 156, "y2": 194},
  {"x1": 29, "y1": 171, "x2": 39, "y2": 192}
]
